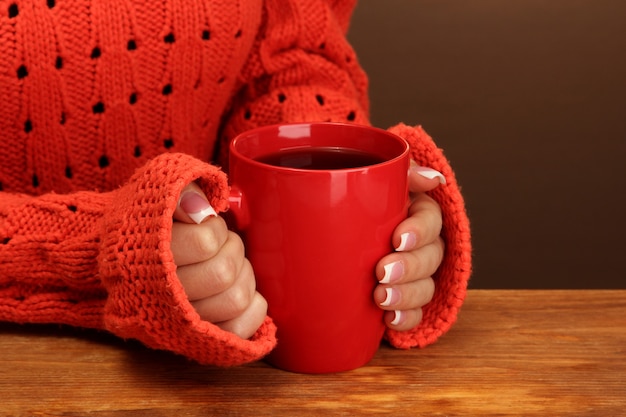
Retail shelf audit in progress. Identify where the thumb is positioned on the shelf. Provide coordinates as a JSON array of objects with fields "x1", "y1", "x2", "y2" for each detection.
[
  {"x1": 408, "y1": 160, "x2": 447, "y2": 193},
  {"x1": 175, "y1": 182, "x2": 217, "y2": 224}
]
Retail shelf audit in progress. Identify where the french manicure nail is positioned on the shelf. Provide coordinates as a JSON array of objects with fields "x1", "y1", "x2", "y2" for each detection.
[
  {"x1": 395, "y1": 232, "x2": 416, "y2": 252},
  {"x1": 180, "y1": 192, "x2": 217, "y2": 224},
  {"x1": 381, "y1": 261, "x2": 403, "y2": 284},
  {"x1": 380, "y1": 287, "x2": 399, "y2": 307},
  {"x1": 412, "y1": 164, "x2": 446, "y2": 184},
  {"x1": 390, "y1": 310, "x2": 403, "y2": 326}
]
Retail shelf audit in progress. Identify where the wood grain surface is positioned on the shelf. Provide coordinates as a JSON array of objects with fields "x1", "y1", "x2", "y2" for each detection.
[{"x1": 1, "y1": 290, "x2": 624, "y2": 416}]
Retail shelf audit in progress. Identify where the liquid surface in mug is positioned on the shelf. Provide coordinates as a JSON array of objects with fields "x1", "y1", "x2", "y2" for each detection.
[{"x1": 255, "y1": 147, "x2": 385, "y2": 170}]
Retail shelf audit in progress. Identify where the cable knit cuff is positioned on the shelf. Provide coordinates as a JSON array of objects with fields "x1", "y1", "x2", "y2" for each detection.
[
  {"x1": 98, "y1": 153, "x2": 277, "y2": 366},
  {"x1": 385, "y1": 124, "x2": 472, "y2": 349}
]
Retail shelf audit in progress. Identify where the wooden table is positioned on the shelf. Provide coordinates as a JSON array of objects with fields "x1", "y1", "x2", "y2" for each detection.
[{"x1": 1, "y1": 290, "x2": 624, "y2": 416}]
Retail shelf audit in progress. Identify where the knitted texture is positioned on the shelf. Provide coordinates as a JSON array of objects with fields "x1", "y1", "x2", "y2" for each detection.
[
  {"x1": 99, "y1": 153, "x2": 276, "y2": 365},
  {"x1": 0, "y1": 153, "x2": 277, "y2": 365},
  {"x1": 385, "y1": 124, "x2": 472, "y2": 349},
  {"x1": 0, "y1": 0, "x2": 471, "y2": 366}
]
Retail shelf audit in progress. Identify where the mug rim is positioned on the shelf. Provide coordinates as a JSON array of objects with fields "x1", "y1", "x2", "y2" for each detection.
[{"x1": 230, "y1": 122, "x2": 410, "y2": 173}]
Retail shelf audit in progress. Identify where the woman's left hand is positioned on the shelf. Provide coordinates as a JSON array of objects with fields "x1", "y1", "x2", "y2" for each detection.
[{"x1": 374, "y1": 161, "x2": 446, "y2": 331}]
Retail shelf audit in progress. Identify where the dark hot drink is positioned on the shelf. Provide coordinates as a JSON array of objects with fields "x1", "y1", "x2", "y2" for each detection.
[{"x1": 256, "y1": 146, "x2": 385, "y2": 170}]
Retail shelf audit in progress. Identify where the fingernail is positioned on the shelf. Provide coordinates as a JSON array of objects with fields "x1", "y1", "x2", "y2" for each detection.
[
  {"x1": 411, "y1": 164, "x2": 446, "y2": 184},
  {"x1": 381, "y1": 261, "x2": 403, "y2": 284},
  {"x1": 380, "y1": 287, "x2": 399, "y2": 307},
  {"x1": 395, "y1": 232, "x2": 416, "y2": 252},
  {"x1": 390, "y1": 310, "x2": 403, "y2": 326},
  {"x1": 180, "y1": 192, "x2": 217, "y2": 224}
]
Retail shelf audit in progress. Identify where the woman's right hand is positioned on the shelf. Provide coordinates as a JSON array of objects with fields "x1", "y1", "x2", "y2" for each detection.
[{"x1": 170, "y1": 183, "x2": 268, "y2": 340}]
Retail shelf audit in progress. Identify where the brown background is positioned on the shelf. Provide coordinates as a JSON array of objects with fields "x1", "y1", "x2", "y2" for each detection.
[{"x1": 348, "y1": 0, "x2": 626, "y2": 288}]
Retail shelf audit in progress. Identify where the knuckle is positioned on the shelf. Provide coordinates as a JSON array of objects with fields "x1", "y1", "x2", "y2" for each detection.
[
  {"x1": 426, "y1": 203, "x2": 443, "y2": 235},
  {"x1": 227, "y1": 231, "x2": 246, "y2": 256},
  {"x1": 226, "y1": 293, "x2": 267, "y2": 339},
  {"x1": 201, "y1": 235, "x2": 249, "y2": 295},
  {"x1": 424, "y1": 277, "x2": 436, "y2": 302},
  {"x1": 417, "y1": 238, "x2": 445, "y2": 278},
  {"x1": 256, "y1": 292, "x2": 268, "y2": 315},
  {"x1": 436, "y1": 236, "x2": 445, "y2": 261},
  {"x1": 207, "y1": 256, "x2": 238, "y2": 292},
  {"x1": 429, "y1": 237, "x2": 445, "y2": 275},
  {"x1": 223, "y1": 321, "x2": 248, "y2": 339},
  {"x1": 407, "y1": 278, "x2": 435, "y2": 310},
  {"x1": 227, "y1": 285, "x2": 253, "y2": 315},
  {"x1": 416, "y1": 194, "x2": 443, "y2": 229},
  {"x1": 190, "y1": 218, "x2": 228, "y2": 257},
  {"x1": 190, "y1": 228, "x2": 221, "y2": 257}
]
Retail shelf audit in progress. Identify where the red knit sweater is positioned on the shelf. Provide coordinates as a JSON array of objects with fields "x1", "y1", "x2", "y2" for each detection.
[{"x1": 0, "y1": 0, "x2": 471, "y2": 366}]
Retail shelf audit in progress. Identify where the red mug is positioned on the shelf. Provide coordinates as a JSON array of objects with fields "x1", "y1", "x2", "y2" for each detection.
[{"x1": 227, "y1": 122, "x2": 410, "y2": 373}]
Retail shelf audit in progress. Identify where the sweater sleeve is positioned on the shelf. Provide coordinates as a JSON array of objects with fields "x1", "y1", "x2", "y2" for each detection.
[
  {"x1": 217, "y1": 0, "x2": 472, "y2": 348},
  {"x1": 0, "y1": 153, "x2": 276, "y2": 366},
  {"x1": 385, "y1": 124, "x2": 472, "y2": 349}
]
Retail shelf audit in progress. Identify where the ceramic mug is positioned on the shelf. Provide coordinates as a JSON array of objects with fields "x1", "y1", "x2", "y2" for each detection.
[{"x1": 227, "y1": 122, "x2": 410, "y2": 373}]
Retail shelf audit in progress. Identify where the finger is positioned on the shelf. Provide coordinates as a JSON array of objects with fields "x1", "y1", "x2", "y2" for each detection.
[
  {"x1": 190, "y1": 258, "x2": 256, "y2": 323},
  {"x1": 408, "y1": 160, "x2": 446, "y2": 193},
  {"x1": 177, "y1": 231, "x2": 246, "y2": 300},
  {"x1": 374, "y1": 277, "x2": 435, "y2": 312},
  {"x1": 392, "y1": 193, "x2": 443, "y2": 252},
  {"x1": 175, "y1": 182, "x2": 217, "y2": 224},
  {"x1": 170, "y1": 216, "x2": 229, "y2": 266},
  {"x1": 214, "y1": 292, "x2": 269, "y2": 340},
  {"x1": 383, "y1": 308, "x2": 423, "y2": 332},
  {"x1": 377, "y1": 237, "x2": 444, "y2": 285}
]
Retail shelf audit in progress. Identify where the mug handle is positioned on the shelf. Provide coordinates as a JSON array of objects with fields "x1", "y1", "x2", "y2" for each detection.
[{"x1": 225, "y1": 185, "x2": 249, "y2": 231}]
